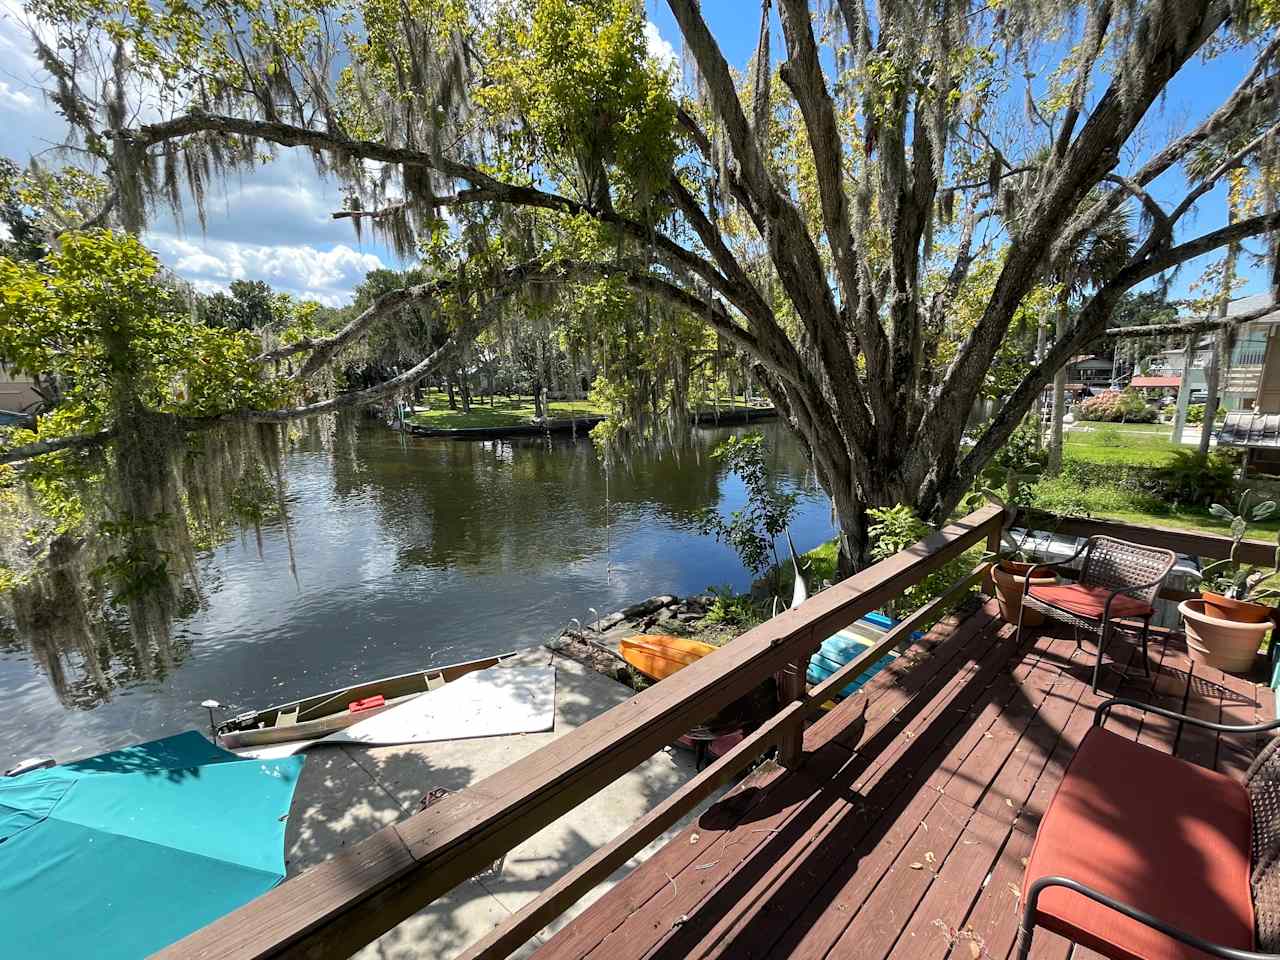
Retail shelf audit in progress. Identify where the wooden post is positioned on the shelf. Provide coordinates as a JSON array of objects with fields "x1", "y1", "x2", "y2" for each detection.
[{"x1": 776, "y1": 655, "x2": 807, "y2": 768}]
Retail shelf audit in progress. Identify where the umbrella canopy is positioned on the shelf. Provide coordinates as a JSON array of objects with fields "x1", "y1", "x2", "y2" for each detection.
[{"x1": 0, "y1": 731, "x2": 303, "y2": 958}]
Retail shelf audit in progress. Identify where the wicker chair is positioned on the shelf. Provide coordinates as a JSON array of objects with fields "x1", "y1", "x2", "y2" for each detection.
[
  {"x1": 1017, "y1": 536, "x2": 1176, "y2": 692},
  {"x1": 1018, "y1": 699, "x2": 1280, "y2": 959}
]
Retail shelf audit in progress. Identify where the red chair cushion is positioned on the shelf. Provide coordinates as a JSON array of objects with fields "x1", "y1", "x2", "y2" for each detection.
[
  {"x1": 1028, "y1": 582, "x2": 1154, "y2": 620},
  {"x1": 1023, "y1": 726, "x2": 1253, "y2": 960}
]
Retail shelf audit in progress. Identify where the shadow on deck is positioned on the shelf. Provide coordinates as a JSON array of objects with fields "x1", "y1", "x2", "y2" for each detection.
[{"x1": 529, "y1": 598, "x2": 1272, "y2": 960}]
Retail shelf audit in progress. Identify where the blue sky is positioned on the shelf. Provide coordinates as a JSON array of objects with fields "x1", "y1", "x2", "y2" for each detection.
[{"x1": 0, "y1": 0, "x2": 1271, "y2": 306}]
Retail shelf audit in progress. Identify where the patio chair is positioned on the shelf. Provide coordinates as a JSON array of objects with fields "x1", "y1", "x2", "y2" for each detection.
[
  {"x1": 1018, "y1": 536, "x2": 1176, "y2": 692},
  {"x1": 1018, "y1": 698, "x2": 1280, "y2": 960}
]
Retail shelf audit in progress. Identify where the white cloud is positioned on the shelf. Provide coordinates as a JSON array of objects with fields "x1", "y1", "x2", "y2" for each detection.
[
  {"x1": 0, "y1": 80, "x2": 34, "y2": 111},
  {"x1": 151, "y1": 235, "x2": 385, "y2": 306},
  {"x1": 644, "y1": 21, "x2": 678, "y2": 76}
]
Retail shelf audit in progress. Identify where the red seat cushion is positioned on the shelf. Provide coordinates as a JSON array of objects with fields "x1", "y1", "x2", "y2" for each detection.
[
  {"x1": 1028, "y1": 582, "x2": 1154, "y2": 620},
  {"x1": 1024, "y1": 726, "x2": 1253, "y2": 960}
]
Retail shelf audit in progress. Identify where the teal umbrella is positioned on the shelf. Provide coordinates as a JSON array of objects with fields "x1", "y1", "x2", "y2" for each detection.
[{"x1": 0, "y1": 731, "x2": 304, "y2": 958}]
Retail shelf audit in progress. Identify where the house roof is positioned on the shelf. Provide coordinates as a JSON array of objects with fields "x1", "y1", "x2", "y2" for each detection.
[
  {"x1": 1219, "y1": 411, "x2": 1280, "y2": 448},
  {"x1": 1130, "y1": 375, "x2": 1180, "y2": 388}
]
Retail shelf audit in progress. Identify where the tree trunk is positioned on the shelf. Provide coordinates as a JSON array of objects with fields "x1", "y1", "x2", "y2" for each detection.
[
  {"x1": 446, "y1": 377, "x2": 457, "y2": 410},
  {"x1": 1047, "y1": 290, "x2": 1070, "y2": 475},
  {"x1": 1034, "y1": 322, "x2": 1049, "y2": 450},
  {"x1": 1171, "y1": 333, "x2": 1195, "y2": 443},
  {"x1": 531, "y1": 379, "x2": 544, "y2": 419},
  {"x1": 1200, "y1": 238, "x2": 1241, "y2": 453},
  {"x1": 459, "y1": 365, "x2": 472, "y2": 413},
  {"x1": 1199, "y1": 330, "x2": 1221, "y2": 455}
]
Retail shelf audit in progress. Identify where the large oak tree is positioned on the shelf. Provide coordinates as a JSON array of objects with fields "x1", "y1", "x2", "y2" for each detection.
[{"x1": 4, "y1": 0, "x2": 1279, "y2": 576}]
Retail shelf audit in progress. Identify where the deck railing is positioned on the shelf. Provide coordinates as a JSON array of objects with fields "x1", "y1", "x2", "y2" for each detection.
[
  {"x1": 158, "y1": 503, "x2": 1269, "y2": 959},
  {"x1": 158, "y1": 502, "x2": 1004, "y2": 960}
]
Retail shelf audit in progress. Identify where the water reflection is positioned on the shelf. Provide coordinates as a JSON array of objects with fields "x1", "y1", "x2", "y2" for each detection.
[{"x1": 0, "y1": 419, "x2": 832, "y2": 766}]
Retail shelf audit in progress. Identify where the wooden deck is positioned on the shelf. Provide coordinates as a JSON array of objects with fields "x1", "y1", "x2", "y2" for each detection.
[{"x1": 530, "y1": 598, "x2": 1273, "y2": 960}]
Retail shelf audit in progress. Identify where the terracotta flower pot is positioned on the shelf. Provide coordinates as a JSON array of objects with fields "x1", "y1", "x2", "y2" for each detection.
[
  {"x1": 1200, "y1": 590, "x2": 1272, "y2": 624},
  {"x1": 990, "y1": 560, "x2": 1056, "y2": 626},
  {"x1": 1179, "y1": 599, "x2": 1270, "y2": 674}
]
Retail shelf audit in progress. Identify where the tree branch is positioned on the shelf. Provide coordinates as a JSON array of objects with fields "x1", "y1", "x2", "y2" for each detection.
[
  {"x1": 1101, "y1": 301, "x2": 1277, "y2": 339},
  {"x1": 124, "y1": 112, "x2": 736, "y2": 311},
  {"x1": 0, "y1": 429, "x2": 116, "y2": 466}
]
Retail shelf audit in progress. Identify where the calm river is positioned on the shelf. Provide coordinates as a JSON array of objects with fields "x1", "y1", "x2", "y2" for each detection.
[{"x1": 0, "y1": 419, "x2": 834, "y2": 767}]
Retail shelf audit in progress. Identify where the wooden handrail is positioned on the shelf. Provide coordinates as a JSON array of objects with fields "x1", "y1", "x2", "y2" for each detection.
[
  {"x1": 455, "y1": 560, "x2": 993, "y2": 960},
  {"x1": 157, "y1": 502, "x2": 1004, "y2": 960},
  {"x1": 1019, "y1": 509, "x2": 1279, "y2": 567}
]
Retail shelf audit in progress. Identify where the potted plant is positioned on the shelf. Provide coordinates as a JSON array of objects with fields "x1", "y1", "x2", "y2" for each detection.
[
  {"x1": 1180, "y1": 491, "x2": 1280, "y2": 672},
  {"x1": 981, "y1": 500, "x2": 1055, "y2": 626},
  {"x1": 1199, "y1": 492, "x2": 1278, "y2": 622}
]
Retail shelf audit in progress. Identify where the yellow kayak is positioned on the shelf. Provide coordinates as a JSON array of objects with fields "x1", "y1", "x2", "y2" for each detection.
[{"x1": 620, "y1": 635, "x2": 717, "y2": 680}]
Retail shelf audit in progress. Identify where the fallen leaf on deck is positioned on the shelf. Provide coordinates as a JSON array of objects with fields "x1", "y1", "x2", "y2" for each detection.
[
  {"x1": 690, "y1": 833, "x2": 699, "y2": 845},
  {"x1": 967, "y1": 940, "x2": 982, "y2": 958},
  {"x1": 909, "y1": 861, "x2": 924, "y2": 870},
  {"x1": 925, "y1": 851, "x2": 936, "y2": 864}
]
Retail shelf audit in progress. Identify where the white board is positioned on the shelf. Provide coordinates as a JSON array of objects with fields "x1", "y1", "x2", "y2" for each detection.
[{"x1": 235, "y1": 665, "x2": 556, "y2": 759}]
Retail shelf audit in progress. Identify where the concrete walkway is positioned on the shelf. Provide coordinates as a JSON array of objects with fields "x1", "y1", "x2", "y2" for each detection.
[{"x1": 282, "y1": 650, "x2": 713, "y2": 959}]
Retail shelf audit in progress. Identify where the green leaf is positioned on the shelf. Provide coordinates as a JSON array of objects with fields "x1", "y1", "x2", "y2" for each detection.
[
  {"x1": 1209, "y1": 503, "x2": 1233, "y2": 520},
  {"x1": 1231, "y1": 517, "x2": 1247, "y2": 540},
  {"x1": 1252, "y1": 501, "x2": 1277, "y2": 521}
]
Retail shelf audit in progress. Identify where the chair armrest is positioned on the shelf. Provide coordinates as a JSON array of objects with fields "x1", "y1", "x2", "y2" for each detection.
[
  {"x1": 1024, "y1": 876, "x2": 1280, "y2": 960},
  {"x1": 1094, "y1": 697, "x2": 1280, "y2": 733}
]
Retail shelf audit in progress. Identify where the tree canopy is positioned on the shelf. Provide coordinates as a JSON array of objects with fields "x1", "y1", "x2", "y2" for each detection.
[{"x1": 2, "y1": 0, "x2": 1278, "y2": 652}]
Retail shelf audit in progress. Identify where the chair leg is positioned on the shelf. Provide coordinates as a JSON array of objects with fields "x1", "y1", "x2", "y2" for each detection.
[
  {"x1": 1140, "y1": 616, "x2": 1152, "y2": 677},
  {"x1": 1014, "y1": 912, "x2": 1036, "y2": 960},
  {"x1": 1092, "y1": 622, "x2": 1109, "y2": 694},
  {"x1": 1016, "y1": 590, "x2": 1027, "y2": 647}
]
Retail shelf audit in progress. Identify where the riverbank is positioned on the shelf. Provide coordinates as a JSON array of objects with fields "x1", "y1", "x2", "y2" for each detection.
[{"x1": 395, "y1": 393, "x2": 779, "y2": 439}]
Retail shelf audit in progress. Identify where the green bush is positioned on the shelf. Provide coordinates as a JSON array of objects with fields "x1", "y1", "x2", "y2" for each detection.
[
  {"x1": 703, "y1": 586, "x2": 760, "y2": 627},
  {"x1": 1149, "y1": 450, "x2": 1239, "y2": 506},
  {"x1": 1186, "y1": 403, "x2": 1205, "y2": 424},
  {"x1": 1027, "y1": 475, "x2": 1169, "y2": 518},
  {"x1": 991, "y1": 423, "x2": 1049, "y2": 474},
  {"x1": 867, "y1": 505, "x2": 974, "y2": 616},
  {"x1": 1077, "y1": 390, "x2": 1158, "y2": 423}
]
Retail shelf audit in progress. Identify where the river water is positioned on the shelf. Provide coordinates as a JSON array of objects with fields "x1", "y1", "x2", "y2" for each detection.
[{"x1": 0, "y1": 419, "x2": 834, "y2": 768}]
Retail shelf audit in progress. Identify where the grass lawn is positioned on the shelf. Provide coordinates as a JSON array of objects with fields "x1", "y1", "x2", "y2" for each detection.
[
  {"x1": 1062, "y1": 422, "x2": 1181, "y2": 466},
  {"x1": 407, "y1": 392, "x2": 608, "y2": 429}
]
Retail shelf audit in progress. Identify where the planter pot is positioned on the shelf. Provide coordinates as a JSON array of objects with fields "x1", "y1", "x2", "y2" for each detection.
[
  {"x1": 1179, "y1": 599, "x2": 1271, "y2": 674},
  {"x1": 1200, "y1": 590, "x2": 1272, "y2": 624},
  {"x1": 990, "y1": 560, "x2": 1056, "y2": 626}
]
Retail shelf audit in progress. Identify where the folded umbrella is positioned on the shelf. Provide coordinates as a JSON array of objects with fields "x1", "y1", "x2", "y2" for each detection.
[{"x1": 0, "y1": 731, "x2": 303, "y2": 958}]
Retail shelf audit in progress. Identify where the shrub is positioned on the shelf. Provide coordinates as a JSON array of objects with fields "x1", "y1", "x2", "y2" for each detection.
[
  {"x1": 867, "y1": 505, "x2": 974, "y2": 616},
  {"x1": 1186, "y1": 403, "x2": 1205, "y2": 424},
  {"x1": 1077, "y1": 390, "x2": 1158, "y2": 423},
  {"x1": 991, "y1": 423, "x2": 1049, "y2": 475},
  {"x1": 1027, "y1": 475, "x2": 1169, "y2": 519},
  {"x1": 1149, "y1": 450, "x2": 1239, "y2": 507}
]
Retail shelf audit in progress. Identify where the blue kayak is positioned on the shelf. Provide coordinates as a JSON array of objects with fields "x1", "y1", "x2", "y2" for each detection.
[{"x1": 806, "y1": 611, "x2": 922, "y2": 699}]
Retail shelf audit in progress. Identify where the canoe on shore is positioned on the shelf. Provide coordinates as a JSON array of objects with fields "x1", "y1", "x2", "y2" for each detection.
[
  {"x1": 620, "y1": 635, "x2": 716, "y2": 681},
  {"x1": 216, "y1": 652, "x2": 515, "y2": 749}
]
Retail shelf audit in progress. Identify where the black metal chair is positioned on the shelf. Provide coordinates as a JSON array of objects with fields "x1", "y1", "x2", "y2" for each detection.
[
  {"x1": 1018, "y1": 698, "x2": 1280, "y2": 959},
  {"x1": 1017, "y1": 535, "x2": 1176, "y2": 692}
]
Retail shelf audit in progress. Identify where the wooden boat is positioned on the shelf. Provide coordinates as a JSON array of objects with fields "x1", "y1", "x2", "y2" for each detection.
[
  {"x1": 215, "y1": 652, "x2": 515, "y2": 749},
  {"x1": 620, "y1": 635, "x2": 716, "y2": 681}
]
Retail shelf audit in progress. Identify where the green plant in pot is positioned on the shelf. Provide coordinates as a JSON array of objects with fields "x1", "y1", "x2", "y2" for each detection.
[
  {"x1": 1179, "y1": 491, "x2": 1280, "y2": 673},
  {"x1": 979, "y1": 498, "x2": 1056, "y2": 626},
  {"x1": 1199, "y1": 492, "x2": 1280, "y2": 623}
]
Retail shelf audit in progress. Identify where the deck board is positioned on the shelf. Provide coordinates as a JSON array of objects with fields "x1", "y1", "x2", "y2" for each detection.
[{"x1": 531, "y1": 600, "x2": 1273, "y2": 960}]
